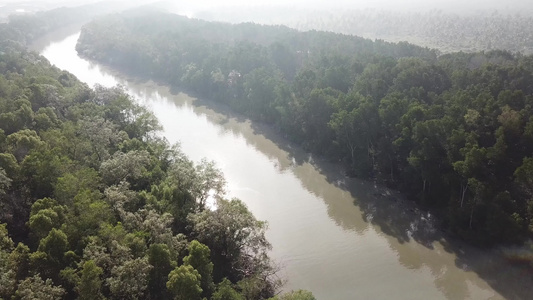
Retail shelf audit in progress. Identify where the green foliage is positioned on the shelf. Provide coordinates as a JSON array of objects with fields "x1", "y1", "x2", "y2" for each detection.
[
  {"x1": 31, "y1": 229, "x2": 69, "y2": 280},
  {"x1": 0, "y1": 56, "x2": 227, "y2": 296},
  {"x1": 65, "y1": 191, "x2": 113, "y2": 249},
  {"x1": 107, "y1": 257, "x2": 152, "y2": 300},
  {"x1": 54, "y1": 168, "x2": 101, "y2": 205},
  {"x1": 0, "y1": 223, "x2": 15, "y2": 298},
  {"x1": 10, "y1": 243, "x2": 31, "y2": 282},
  {"x1": 76, "y1": 9, "x2": 533, "y2": 245},
  {"x1": 14, "y1": 274, "x2": 65, "y2": 300},
  {"x1": 77, "y1": 116, "x2": 127, "y2": 164},
  {"x1": 148, "y1": 243, "x2": 175, "y2": 299},
  {"x1": 0, "y1": 223, "x2": 13, "y2": 251},
  {"x1": 21, "y1": 148, "x2": 70, "y2": 199},
  {"x1": 36, "y1": 229, "x2": 68, "y2": 263},
  {"x1": 211, "y1": 278, "x2": 243, "y2": 300},
  {"x1": 515, "y1": 157, "x2": 533, "y2": 187},
  {"x1": 6, "y1": 129, "x2": 43, "y2": 162},
  {"x1": 166, "y1": 264, "x2": 202, "y2": 300},
  {"x1": 28, "y1": 198, "x2": 66, "y2": 240},
  {"x1": 184, "y1": 240, "x2": 214, "y2": 296},
  {"x1": 11, "y1": 5, "x2": 532, "y2": 299},
  {"x1": 77, "y1": 260, "x2": 104, "y2": 300},
  {"x1": 271, "y1": 290, "x2": 317, "y2": 300},
  {"x1": 0, "y1": 168, "x2": 11, "y2": 195},
  {"x1": 0, "y1": 153, "x2": 19, "y2": 179},
  {"x1": 0, "y1": 263, "x2": 16, "y2": 299},
  {"x1": 99, "y1": 150, "x2": 151, "y2": 186},
  {"x1": 189, "y1": 199, "x2": 272, "y2": 284}
]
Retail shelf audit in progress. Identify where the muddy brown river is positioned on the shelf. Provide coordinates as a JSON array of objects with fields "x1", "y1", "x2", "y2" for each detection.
[{"x1": 32, "y1": 30, "x2": 533, "y2": 300}]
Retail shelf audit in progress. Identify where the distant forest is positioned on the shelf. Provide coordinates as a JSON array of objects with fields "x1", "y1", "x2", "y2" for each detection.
[
  {"x1": 197, "y1": 7, "x2": 533, "y2": 55},
  {"x1": 0, "y1": 3, "x2": 123, "y2": 45},
  {"x1": 78, "y1": 9, "x2": 533, "y2": 246},
  {"x1": 0, "y1": 6, "x2": 313, "y2": 300}
]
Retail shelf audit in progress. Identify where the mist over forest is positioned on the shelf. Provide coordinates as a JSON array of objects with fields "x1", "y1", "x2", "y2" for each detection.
[
  {"x1": 153, "y1": 0, "x2": 532, "y2": 15},
  {"x1": 1, "y1": 1, "x2": 533, "y2": 299},
  {"x1": 5, "y1": 0, "x2": 533, "y2": 52},
  {"x1": 150, "y1": 0, "x2": 533, "y2": 54},
  {"x1": 4, "y1": 0, "x2": 532, "y2": 16}
]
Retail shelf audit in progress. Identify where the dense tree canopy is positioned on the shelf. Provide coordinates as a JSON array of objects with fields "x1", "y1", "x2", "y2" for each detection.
[
  {"x1": 77, "y1": 9, "x2": 533, "y2": 245},
  {"x1": 195, "y1": 6, "x2": 533, "y2": 55},
  {"x1": 0, "y1": 11, "x2": 309, "y2": 300}
]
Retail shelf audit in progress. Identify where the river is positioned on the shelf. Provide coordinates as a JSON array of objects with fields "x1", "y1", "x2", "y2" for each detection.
[{"x1": 32, "y1": 30, "x2": 533, "y2": 300}]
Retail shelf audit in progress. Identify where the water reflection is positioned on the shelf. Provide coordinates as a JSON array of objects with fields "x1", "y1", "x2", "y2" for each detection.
[
  {"x1": 36, "y1": 31, "x2": 533, "y2": 300},
  {"x1": 124, "y1": 79, "x2": 533, "y2": 300}
]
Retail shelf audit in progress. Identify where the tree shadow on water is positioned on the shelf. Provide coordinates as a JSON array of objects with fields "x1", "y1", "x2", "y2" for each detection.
[
  {"x1": 234, "y1": 118, "x2": 533, "y2": 300},
  {"x1": 72, "y1": 62, "x2": 533, "y2": 299},
  {"x1": 110, "y1": 76, "x2": 533, "y2": 299},
  {"x1": 315, "y1": 161, "x2": 533, "y2": 299},
  {"x1": 111, "y1": 78, "x2": 533, "y2": 299}
]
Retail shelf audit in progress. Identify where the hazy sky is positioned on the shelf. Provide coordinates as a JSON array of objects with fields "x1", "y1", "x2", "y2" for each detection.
[
  {"x1": 1, "y1": 0, "x2": 530, "y2": 11},
  {"x1": 160, "y1": 0, "x2": 531, "y2": 13},
  {"x1": 1, "y1": 0, "x2": 530, "y2": 16}
]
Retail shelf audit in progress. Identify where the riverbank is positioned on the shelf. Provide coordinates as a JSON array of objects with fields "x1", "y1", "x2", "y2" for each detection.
[
  {"x1": 78, "y1": 50, "x2": 533, "y2": 299},
  {"x1": 35, "y1": 29, "x2": 533, "y2": 299}
]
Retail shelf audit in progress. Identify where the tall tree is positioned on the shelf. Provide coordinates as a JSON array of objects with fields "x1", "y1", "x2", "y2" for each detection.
[
  {"x1": 166, "y1": 264, "x2": 202, "y2": 300},
  {"x1": 77, "y1": 260, "x2": 104, "y2": 300},
  {"x1": 183, "y1": 240, "x2": 214, "y2": 297}
]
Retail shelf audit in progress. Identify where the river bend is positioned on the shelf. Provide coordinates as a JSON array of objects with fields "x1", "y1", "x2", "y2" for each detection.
[{"x1": 33, "y1": 31, "x2": 533, "y2": 300}]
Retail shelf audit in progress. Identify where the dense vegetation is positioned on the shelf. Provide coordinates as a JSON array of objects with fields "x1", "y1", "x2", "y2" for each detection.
[
  {"x1": 0, "y1": 10, "x2": 314, "y2": 300},
  {"x1": 0, "y1": 2, "x2": 125, "y2": 47},
  {"x1": 197, "y1": 7, "x2": 533, "y2": 54},
  {"x1": 289, "y1": 9, "x2": 533, "y2": 54},
  {"x1": 78, "y1": 9, "x2": 533, "y2": 246}
]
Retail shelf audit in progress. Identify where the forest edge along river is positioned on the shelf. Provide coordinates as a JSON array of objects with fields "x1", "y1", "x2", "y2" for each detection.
[{"x1": 30, "y1": 28, "x2": 533, "y2": 300}]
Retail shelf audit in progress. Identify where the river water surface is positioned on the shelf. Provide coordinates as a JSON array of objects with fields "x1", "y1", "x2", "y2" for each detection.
[{"x1": 33, "y1": 30, "x2": 533, "y2": 300}]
